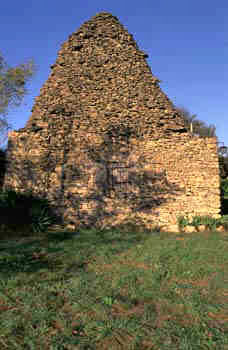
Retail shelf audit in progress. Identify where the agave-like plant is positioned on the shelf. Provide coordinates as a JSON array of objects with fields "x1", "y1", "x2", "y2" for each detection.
[
  {"x1": 0, "y1": 188, "x2": 57, "y2": 233},
  {"x1": 29, "y1": 205, "x2": 55, "y2": 233}
]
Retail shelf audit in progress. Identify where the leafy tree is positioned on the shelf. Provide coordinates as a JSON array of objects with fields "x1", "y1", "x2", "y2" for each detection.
[
  {"x1": 0, "y1": 51, "x2": 37, "y2": 147},
  {"x1": 218, "y1": 149, "x2": 228, "y2": 179}
]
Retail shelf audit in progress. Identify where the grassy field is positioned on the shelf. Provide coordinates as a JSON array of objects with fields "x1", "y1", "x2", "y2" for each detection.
[{"x1": 0, "y1": 226, "x2": 227, "y2": 350}]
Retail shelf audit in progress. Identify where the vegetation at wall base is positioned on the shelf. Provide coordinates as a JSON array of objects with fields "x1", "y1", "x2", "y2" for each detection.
[
  {"x1": 0, "y1": 188, "x2": 60, "y2": 237},
  {"x1": 1, "y1": 185, "x2": 228, "y2": 237},
  {"x1": 0, "y1": 14, "x2": 227, "y2": 348},
  {"x1": 0, "y1": 179, "x2": 227, "y2": 348},
  {"x1": 177, "y1": 214, "x2": 228, "y2": 232}
]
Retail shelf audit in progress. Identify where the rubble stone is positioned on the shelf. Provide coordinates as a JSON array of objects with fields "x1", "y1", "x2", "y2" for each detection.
[{"x1": 2, "y1": 12, "x2": 221, "y2": 232}]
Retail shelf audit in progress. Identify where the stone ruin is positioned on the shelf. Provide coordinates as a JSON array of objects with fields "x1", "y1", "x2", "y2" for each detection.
[{"x1": 2, "y1": 12, "x2": 221, "y2": 232}]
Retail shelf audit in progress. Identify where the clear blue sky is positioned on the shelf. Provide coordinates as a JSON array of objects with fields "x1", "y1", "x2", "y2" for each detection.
[{"x1": 0, "y1": 0, "x2": 227, "y2": 151}]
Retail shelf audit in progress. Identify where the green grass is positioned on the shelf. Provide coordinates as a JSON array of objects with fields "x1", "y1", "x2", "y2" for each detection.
[{"x1": 0, "y1": 225, "x2": 228, "y2": 350}]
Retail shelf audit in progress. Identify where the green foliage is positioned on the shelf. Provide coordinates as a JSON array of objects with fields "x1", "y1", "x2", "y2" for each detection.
[
  {"x1": 199, "y1": 216, "x2": 218, "y2": 230},
  {"x1": 221, "y1": 178, "x2": 228, "y2": 198},
  {"x1": 0, "y1": 52, "x2": 36, "y2": 116},
  {"x1": 177, "y1": 214, "x2": 228, "y2": 231},
  {"x1": 29, "y1": 206, "x2": 54, "y2": 233},
  {"x1": 220, "y1": 179, "x2": 228, "y2": 215},
  {"x1": 0, "y1": 51, "x2": 37, "y2": 148},
  {"x1": 191, "y1": 215, "x2": 202, "y2": 228},
  {"x1": 0, "y1": 188, "x2": 58, "y2": 233},
  {"x1": 177, "y1": 215, "x2": 190, "y2": 229}
]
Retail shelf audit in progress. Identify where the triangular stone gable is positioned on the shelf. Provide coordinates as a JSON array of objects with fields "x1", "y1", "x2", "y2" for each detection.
[
  {"x1": 3, "y1": 12, "x2": 220, "y2": 233},
  {"x1": 23, "y1": 11, "x2": 188, "y2": 139}
]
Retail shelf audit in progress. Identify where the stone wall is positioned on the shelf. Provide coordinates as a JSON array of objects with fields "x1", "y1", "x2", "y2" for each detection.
[
  {"x1": 1, "y1": 12, "x2": 221, "y2": 232},
  {"x1": 2, "y1": 130, "x2": 221, "y2": 232}
]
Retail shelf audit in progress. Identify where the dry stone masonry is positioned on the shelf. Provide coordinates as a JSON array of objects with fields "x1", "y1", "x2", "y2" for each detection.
[{"x1": 2, "y1": 12, "x2": 221, "y2": 232}]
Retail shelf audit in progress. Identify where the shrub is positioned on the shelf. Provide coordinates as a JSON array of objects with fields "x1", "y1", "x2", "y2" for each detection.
[
  {"x1": 177, "y1": 215, "x2": 190, "y2": 230},
  {"x1": 0, "y1": 188, "x2": 59, "y2": 234},
  {"x1": 191, "y1": 215, "x2": 202, "y2": 228},
  {"x1": 221, "y1": 178, "x2": 228, "y2": 198}
]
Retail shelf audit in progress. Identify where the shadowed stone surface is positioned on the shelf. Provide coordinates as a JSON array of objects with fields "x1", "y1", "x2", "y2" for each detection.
[{"x1": 2, "y1": 12, "x2": 221, "y2": 232}]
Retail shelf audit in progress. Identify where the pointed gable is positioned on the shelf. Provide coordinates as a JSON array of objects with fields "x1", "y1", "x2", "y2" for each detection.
[
  {"x1": 25, "y1": 12, "x2": 188, "y2": 139},
  {"x1": 3, "y1": 12, "x2": 220, "y2": 233}
]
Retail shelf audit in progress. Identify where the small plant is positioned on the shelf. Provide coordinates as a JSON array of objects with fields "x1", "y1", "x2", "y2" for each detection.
[
  {"x1": 177, "y1": 215, "x2": 190, "y2": 230},
  {"x1": 200, "y1": 216, "x2": 218, "y2": 231},
  {"x1": 177, "y1": 214, "x2": 227, "y2": 233},
  {"x1": 221, "y1": 179, "x2": 228, "y2": 198},
  {"x1": 103, "y1": 296, "x2": 114, "y2": 307},
  {"x1": 191, "y1": 215, "x2": 202, "y2": 229},
  {"x1": 218, "y1": 215, "x2": 228, "y2": 230},
  {"x1": 25, "y1": 193, "x2": 58, "y2": 233},
  {"x1": 29, "y1": 206, "x2": 55, "y2": 233},
  {"x1": 0, "y1": 188, "x2": 58, "y2": 234}
]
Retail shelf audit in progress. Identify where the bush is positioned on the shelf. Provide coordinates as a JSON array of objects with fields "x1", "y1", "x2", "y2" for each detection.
[
  {"x1": 177, "y1": 215, "x2": 190, "y2": 230},
  {"x1": 191, "y1": 216, "x2": 202, "y2": 228},
  {"x1": 0, "y1": 188, "x2": 59, "y2": 234},
  {"x1": 221, "y1": 178, "x2": 228, "y2": 198},
  {"x1": 177, "y1": 214, "x2": 228, "y2": 232}
]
